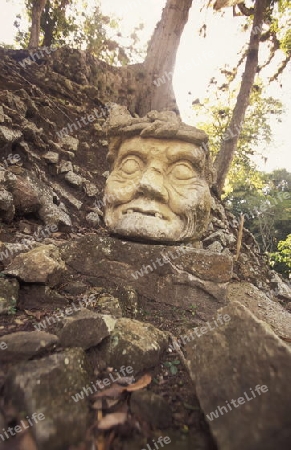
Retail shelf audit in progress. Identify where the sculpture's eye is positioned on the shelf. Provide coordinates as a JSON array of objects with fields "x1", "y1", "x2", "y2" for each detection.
[
  {"x1": 120, "y1": 157, "x2": 142, "y2": 175},
  {"x1": 169, "y1": 162, "x2": 196, "y2": 180}
]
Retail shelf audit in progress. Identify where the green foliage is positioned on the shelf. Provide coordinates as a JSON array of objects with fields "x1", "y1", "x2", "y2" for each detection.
[
  {"x1": 163, "y1": 360, "x2": 181, "y2": 376},
  {"x1": 196, "y1": 83, "x2": 283, "y2": 198},
  {"x1": 13, "y1": 0, "x2": 145, "y2": 65},
  {"x1": 225, "y1": 169, "x2": 291, "y2": 253},
  {"x1": 269, "y1": 234, "x2": 291, "y2": 278},
  {"x1": 0, "y1": 42, "x2": 15, "y2": 49},
  {"x1": 275, "y1": 0, "x2": 291, "y2": 56},
  {"x1": 7, "y1": 298, "x2": 17, "y2": 315}
]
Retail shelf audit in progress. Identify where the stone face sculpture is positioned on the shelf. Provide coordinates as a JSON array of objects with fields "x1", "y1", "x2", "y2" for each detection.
[{"x1": 104, "y1": 106, "x2": 214, "y2": 243}]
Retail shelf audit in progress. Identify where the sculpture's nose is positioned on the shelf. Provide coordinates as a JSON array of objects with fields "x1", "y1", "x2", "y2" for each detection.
[{"x1": 137, "y1": 167, "x2": 168, "y2": 202}]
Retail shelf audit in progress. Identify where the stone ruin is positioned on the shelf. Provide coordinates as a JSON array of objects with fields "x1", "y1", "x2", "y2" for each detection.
[{"x1": 0, "y1": 48, "x2": 290, "y2": 450}]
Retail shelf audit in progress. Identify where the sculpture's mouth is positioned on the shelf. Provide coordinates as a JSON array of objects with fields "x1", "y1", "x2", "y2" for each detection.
[{"x1": 123, "y1": 208, "x2": 165, "y2": 220}]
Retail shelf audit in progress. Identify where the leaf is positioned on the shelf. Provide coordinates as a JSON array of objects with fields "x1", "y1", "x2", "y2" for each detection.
[
  {"x1": 170, "y1": 365, "x2": 178, "y2": 376},
  {"x1": 24, "y1": 310, "x2": 42, "y2": 320},
  {"x1": 126, "y1": 374, "x2": 152, "y2": 392},
  {"x1": 183, "y1": 402, "x2": 200, "y2": 411},
  {"x1": 163, "y1": 362, "x2": 172, "y2": 368},
  {"x1": 14, "y1": 319, "x2": 25, "y2": 325},
  {"x1": 97, "y1": 412, "x2": 128, "y2": 430}
]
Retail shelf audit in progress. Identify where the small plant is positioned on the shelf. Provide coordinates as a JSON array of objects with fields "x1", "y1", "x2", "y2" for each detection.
[
  {"x1": 269, "y1": 234, "x2": 291, "y2": 278},
  {"x1": 7, "y1": 298, "x2": 17, "y2": 315},
  {"x1": 189, "y1": 304, "x2": 197, "y2": 316},
  {"x1": 164, "y1": 359, "x2": 181, "y2": 376}
]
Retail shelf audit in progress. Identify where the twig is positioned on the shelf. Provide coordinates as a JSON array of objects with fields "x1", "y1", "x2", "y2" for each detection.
[{"x1": 235, "y1": 213, "x2": 245, "y2": 261}]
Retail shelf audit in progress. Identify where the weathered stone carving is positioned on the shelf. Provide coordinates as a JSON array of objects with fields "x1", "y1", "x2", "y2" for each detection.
[{"x1": 104, "y1": 106, "x2": 214, "y2": 242}]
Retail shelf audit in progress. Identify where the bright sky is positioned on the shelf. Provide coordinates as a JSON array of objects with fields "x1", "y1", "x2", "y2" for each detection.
[{"x1": 1, "y1": 0, "x2": 291, "y2": 173}]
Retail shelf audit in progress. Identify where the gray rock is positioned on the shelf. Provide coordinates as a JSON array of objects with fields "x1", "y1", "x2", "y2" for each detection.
[
  {"x1": 130, "y1": 391, "x2": 172, "y2": 428},
  {"x1": 57, "y1": 309, "x2": 116, "y2": 349},
  {"x1": 186, "y1": 302, "x2": 291, "y2": 450},
  {"x1": 206, "y1": 241, "x2": 223, "y2": 253},
  {"x1": 4, "y1": 244, "x2": 66, "y2": 287},
  {"x1": 0, "y1": 126, "x2": 22, "y2": 145},
  {"x1": 39, "y1": 202, "x2": 72, "y2": 231},
  {"x1": 20, "y1": 284, "x2": 70, "y2": 310},
  {"x1": 227, "y1": 282, "x2": 291, "y2": 341},
  {"x1": 4, "y1": 168, "x2": 72, "y2": 231},
  {"x1": 0, "y1": 278, "x2": 19, "y2": 315},
  {"x1": 0, "y1": 105, "x2": 4, "y2": 122},
  {"x1": 94, "y1": 294, "x2": 123, "y2": 318},
  {"x1": 165, "y1": 247, "x2": 233, "y2": 283},
  {"x1": 44, "y1": 151, "x2": 59, "y2": 164},
  {"x1": 64, "y1": 170, "x2": 83, "y2": 187},
  {"x1": 52, "y1": 184, "x2": 83, "y2": 210},
  {"x1": 59, "y1": 160, "x2": 73, "y2": 173},
  {"x1": 4, "y1": 348, "x2": 91, "y2": 450},
  {"x1": 61, "y1": 281, "x2": 88, "y2": 296},
  {"x1": 86, "y1": 211, "x2": 100, "y2": 227},
  {"x1": 6, "y1": 172, "x2": 41, "y2": 215},
  {"x1": 0, "y1": 331, "x2": 59, "y2": 362},
  {"x1": 203, "y1": 230, "x2": 227, "y2": 247},
  {"x1": 270, "y1": 271, "x2": 291, "y2": 301},
  {"x1": 60, "y1": 135, "x2": 79, "y2": 152},
  {"x1": 84, "y1": 181, "x2": 99, "y2": 197},
  {"x1": 100, "y1": 318, "x2": 168, "y2": 371},
  {"x1": 0, "y1": 188, "x2": 15, "y2": 222},
  {"x1": 61, "y1": 235, "x2": 230, "y2": 320}
]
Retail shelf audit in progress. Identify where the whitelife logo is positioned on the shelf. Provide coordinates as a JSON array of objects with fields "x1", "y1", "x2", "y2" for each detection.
[
  {"x1": 0, "y1": 412, "x2": 45, "y2": 442},
  {"x1": 71, "y1": 365, "x2": 134, "y2": 403},
  {"x1": 206, "y1": 384, "x2": 269, "y2": 421},
  {"x1": 141, "y1": 436, "x2": 171, "y2": 450}
]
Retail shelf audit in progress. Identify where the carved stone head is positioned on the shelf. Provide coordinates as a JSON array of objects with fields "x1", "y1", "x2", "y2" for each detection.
[{"x1": 103, "y1": 106, "x2": 214, "y2": 243}]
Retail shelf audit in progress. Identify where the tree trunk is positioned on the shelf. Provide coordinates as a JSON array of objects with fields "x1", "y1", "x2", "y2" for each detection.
[
  {"x1": 214, "y1": 0, "x2": 267, "y2": 196},
  {"x1": 42, "y1": 0, "x2": 55, "y2": 48},
  {"x1": 135, "y1": 0, "x2": 193, "y2": 116},
  {"x1": 28, "y1": 0, "x2": 47, "y2": 49}
]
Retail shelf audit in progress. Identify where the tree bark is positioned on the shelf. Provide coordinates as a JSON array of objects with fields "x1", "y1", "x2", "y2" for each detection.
[
  {"x1": 135, "y1": 0, "x2": 193, "y2": 116},
  {"x1": 28, "y1": 0, "x2": 47, "y2": 49},
  {"x1": 42, "y1": 0, "x2": 55, "y2": 48},
  {"x1": 214, "y1": 0, "x2": 267, "y2": 196}
]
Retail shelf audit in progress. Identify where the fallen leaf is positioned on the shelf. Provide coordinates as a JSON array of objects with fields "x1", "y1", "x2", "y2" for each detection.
[
  {"x1": 126, "y1": 374, "x2": 152, "y2": 392},
  {"x1": 14, "y1": 319, "x2": 25, "y2": 325},
  {"x1": 24, "y1": 310, "x2": 43, "y2": 320},
  {"x1": 51, "y1": 232, "x2": 63, "y2": 238},
  {"x1": 97, "y1": 412, "x2": 128, "y2": 430}
]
